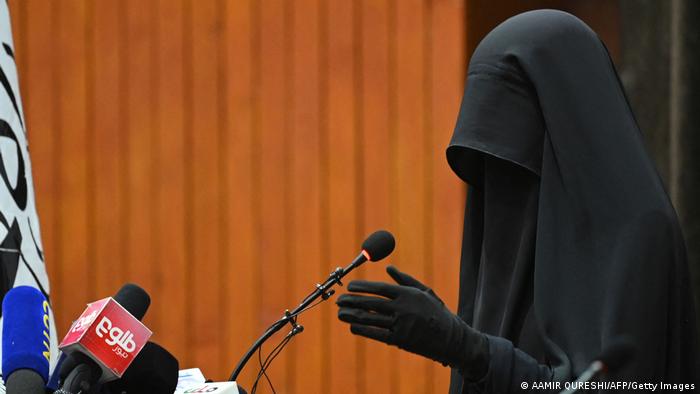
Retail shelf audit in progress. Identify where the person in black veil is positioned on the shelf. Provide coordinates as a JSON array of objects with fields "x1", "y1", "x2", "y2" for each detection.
[{"x1": 336, "y1": 9, "x2": 699, "y2": 392}]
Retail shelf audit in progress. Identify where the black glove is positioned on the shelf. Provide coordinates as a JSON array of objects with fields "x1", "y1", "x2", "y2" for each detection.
[{"x1": 336, "y1": 265, "x2": 489, "y2": 381}]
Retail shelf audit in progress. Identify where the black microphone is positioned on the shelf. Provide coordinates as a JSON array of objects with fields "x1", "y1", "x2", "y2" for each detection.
[
  {"x1": 343, "y1": 230, "x2": 396, "y2": 275},
  {"x1": 58, "y1": 284, "x2": 151, "y2": 394},
  {"x1": 112, "y1": 284, "x2": 150, "y2": 321},
  {"x1": 100, "y1": 341, "x2": 178, "y2": 394},
  {"x1": 57, "y1": 353, "x2": 102, "y2": 394},
  {"x1": 1, "y1": 286, "x2": 51, "y2": 394},
  {"x1": 361, "y1": 230, "x2": 396, "y2": 262},
  {"x1": 559, "y1": 338, "x2": 636, "y2": 394}
]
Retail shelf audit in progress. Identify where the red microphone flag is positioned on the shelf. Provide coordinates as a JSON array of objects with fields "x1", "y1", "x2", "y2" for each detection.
[{"x1": 59, "y1": 297, "x2": 153, "y2": 382}]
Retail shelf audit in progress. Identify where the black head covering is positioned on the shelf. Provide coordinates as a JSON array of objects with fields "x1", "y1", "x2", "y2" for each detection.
[{"x1": 447, "y1": 9, "x2": 699, "y2": 391}]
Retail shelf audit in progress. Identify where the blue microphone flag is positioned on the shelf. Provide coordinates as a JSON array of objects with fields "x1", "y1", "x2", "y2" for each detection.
[{"x1": 2, "y1": 286, "x2": 50, "y2": 382}]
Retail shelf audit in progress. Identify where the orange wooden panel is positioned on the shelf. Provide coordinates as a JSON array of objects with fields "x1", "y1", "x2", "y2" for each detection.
[
  {"x1": 289, "y1": 0, "x2": 325, "y2": 392},
  {"x1": 430, "y1": 1, "x2": 468, "y2": 392},
  {"x1": 154, "y1": 0, "x2": 189, "y2": 367},
  {"x1": 325, "y1": 0, "x2": 361, "y2": 392},
  {"x1": 422, "y1": 2, "x2": 438, "y2": 390},
  {"x1": 252, "y1": 0, "x2": 294, "y2": 390},
  {"x1": 20, "y1": 0, "x2": 59, "y2": 319},
  {"x1": 84, "y1": 1, "x2": 97, "y2": 305},
  {"x1": 55, "y1": 0, "x2": 91, "y2": 336},
  {"x1": 188, "y1": 0, "x2": 225, "y2": 379},
  {"x1": 124, "y1": 0, "x2": 157, "y2": 326},
  {"x1": 359, "y1": 0, "x2": 394, "y2": 392},
  {"x1": 317, "y1": 1, "x2": 333, "y2": 388},
  {"x1": 394, "y1": 0, "x2": 432, "y2": 392},
  {"x1": 92, "y1": 0, "x2": 125, "y2": 303},
  {"x1": 10, "y1": 1, "x2": 471, "y2": 391},
  {"x1": 223, "y1": 0, "x2": 258, "y2": 386}
]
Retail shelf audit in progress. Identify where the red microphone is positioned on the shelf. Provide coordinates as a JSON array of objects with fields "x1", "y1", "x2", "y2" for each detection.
[{"x1": 58, "y1": 285, "x2": 153, "y2": 383}]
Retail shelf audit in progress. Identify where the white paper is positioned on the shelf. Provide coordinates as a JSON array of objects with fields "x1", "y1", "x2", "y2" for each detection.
[
  {"x1": 175, "y1": 381, "x2": 240, "y2": 394},
  {"x1": 176, "y1": 368, "x2": 206, "y2": 390}
]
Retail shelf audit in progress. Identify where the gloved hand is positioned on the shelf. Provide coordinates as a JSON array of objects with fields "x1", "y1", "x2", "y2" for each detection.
[{"x1": 336, "y1": 265, "x2": 489, "y2": 381}]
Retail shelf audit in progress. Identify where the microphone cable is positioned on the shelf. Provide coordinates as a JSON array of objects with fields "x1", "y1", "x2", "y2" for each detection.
[
  {"x1": 251, "y1": 330, "x2": 295, "y2": 394},
  {"x1": 249, "y1": 296, "x2": 327, "y2": 394}
]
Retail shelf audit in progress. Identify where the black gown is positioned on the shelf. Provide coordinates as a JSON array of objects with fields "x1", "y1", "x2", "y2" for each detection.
[{"x1": 446, "y1": 10, "x2": 700, "y2": 393}]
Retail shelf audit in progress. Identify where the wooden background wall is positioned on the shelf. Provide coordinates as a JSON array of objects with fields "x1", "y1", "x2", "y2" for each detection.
[
  {"x1": 7, "y1": 0, "x2": 467, "y2": 392},
  {"x1": 7, "y1": 0, "x2": 619, "y2": 392}
]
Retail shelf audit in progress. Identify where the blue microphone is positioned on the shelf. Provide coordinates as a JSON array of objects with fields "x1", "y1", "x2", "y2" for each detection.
[{"x1": 2, "y1": 286, "x2": 51, "y2": 393}]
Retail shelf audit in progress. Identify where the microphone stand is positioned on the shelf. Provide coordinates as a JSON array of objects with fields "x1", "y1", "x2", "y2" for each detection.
[{"x1": 228, "y1": 251, "x2": 369, "y2": 382}]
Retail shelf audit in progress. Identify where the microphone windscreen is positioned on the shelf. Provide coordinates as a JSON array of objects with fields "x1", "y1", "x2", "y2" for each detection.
[
  {"x1": 58, "y1": 351, "x2": 81, "y2": 381},
  {"x1": 101, "y1": 341, "x2": 179, "y2": 394},
  {"x1": 4, "y1": 368, "x2": 47, "y2": 394},
  {"x1": 599, "y1": 338, "x2": 636, "y2": 371},
  {"x1": 1, "y1": 286, "x2": 50, "y2": 382},
  {"x1": 361, "y1": 230, "x2": 395, "y2": 262},
  {"x1": 113, "y1": 283, "x2": 151, "y2": 320}
]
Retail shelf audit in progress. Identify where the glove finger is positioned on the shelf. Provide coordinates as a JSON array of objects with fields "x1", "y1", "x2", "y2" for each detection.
[
  {"x1": 386, "y1": 265, "x2": 429, "y2": 291},
  {"x1": 387, "y1": 265, "x2": 444, "y2": 304},
  {"x1": 337, "y1": 307, "x2": 393, "y2": 329},
  {"x1": 336, "y1": 294, "x2": 393, "y2": 314},
  {"x1": 347, "y1": 279, "x2": 401, "y2": 299},
  {"x1": 350, "y1": 324, "x2": 393, "y2": 345}
]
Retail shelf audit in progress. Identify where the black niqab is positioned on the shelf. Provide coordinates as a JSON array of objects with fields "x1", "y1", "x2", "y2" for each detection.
[{"x1": 446, "y1": 10, "x2": 699, "y2": 392}]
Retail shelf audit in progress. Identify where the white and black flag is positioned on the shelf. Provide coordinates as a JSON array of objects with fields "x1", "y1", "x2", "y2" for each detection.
[{"x1": 0, "y1": 0, "x2": 59, "y2": 379}]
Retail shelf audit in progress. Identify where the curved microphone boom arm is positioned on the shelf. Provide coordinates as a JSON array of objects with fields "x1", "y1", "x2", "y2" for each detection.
[{"x1": 228, "y1": 230, "x2": 395, "y2": 382}]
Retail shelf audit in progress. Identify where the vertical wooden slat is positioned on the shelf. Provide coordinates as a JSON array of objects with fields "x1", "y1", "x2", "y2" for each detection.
[
  {"x1": 422, "y1": 1, "x2": 436, "y2": 391},
  {"x1": 124, "y1": 0, "x2": 156, "y2": 327},
  {"x1": 247, "y1": 0, "x2": 265, "y2": 385},
  {"x1": 317, "y1": 0, "x2": 332, "y2": 389},
  {"x1": 92, "y1": 0, "x2": 123, "y2": 302},
  {"x1": 84, "y1": 0, "x2": 97, "y2": 305},
  {"x1": 215, "y1": 0, "x2": 229, "y2": 381},
  {"x1": 395, "y1": 0, "x2": 430, "y2": 392},
  {"x1": 182, "y1": 0, "x2": 195, "y2": 370},
  {"x1": 148, "y1": 1, "x2": 161, "y2": 332},
  {"x1": 325, "y1": 0, "x2": 360, "y2": 392},
  {"x1": 257, "y1": 0, "x2": 290, "y2": 388},
  {"x1": 352, "y1": 1, "x2": 367, "y2": 392},
  {"x1": 22, "y1": 0, "x2": 58, "y2": 316},
  {"x1": 56, "y1": 0, "x2": 90, "y2": 336},
  {"x1": 282, "y1": 2, "x2": 296, "y2": 388},
  {"x1": 359, "y1": 0, "x2": 394, "y2": 392},
  {"x1": 387, "y1": 0, "x2": 400, "y2": 389},
  {"x1": 116, "y1": 1, "x2": 130, "y2": 291},
  {"x1": 224, "y1": 0, "x2": 258, "y2": 386},
  {"x1": 289, "y1": 0, "x2": 324, "y2": 392},
  {"x1": 154, "y1": 0, "x2": 188, "y2": 366},
  {"x1": 431, "y1": 1, "x2": 467, "y2": 392},
  {"x1": 189, "y1": 0, "x2": 223, "y2": 379}
]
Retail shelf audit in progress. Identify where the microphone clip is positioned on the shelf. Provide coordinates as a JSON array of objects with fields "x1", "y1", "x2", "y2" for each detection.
[
  {"x1": 315, "y1": 282, "x2": 337, "y2": 301},
  {"x1": 284, "y1": 310, "x2": 305, "y2": 336},
  {"x1": 329, "y1": 267, "x2": 345, "y2": 287}
]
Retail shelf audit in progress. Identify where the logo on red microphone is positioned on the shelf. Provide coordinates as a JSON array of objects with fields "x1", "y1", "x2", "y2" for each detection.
[
  {"x1": 59, "y1": 297, "x2": 153, "y2": 381},
  {"x1": 96, "y1": 316, "x2": 138, "y2": 356},
  {"x1": 71, "y1": 310, "x2": 99, "y2": 333}
]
